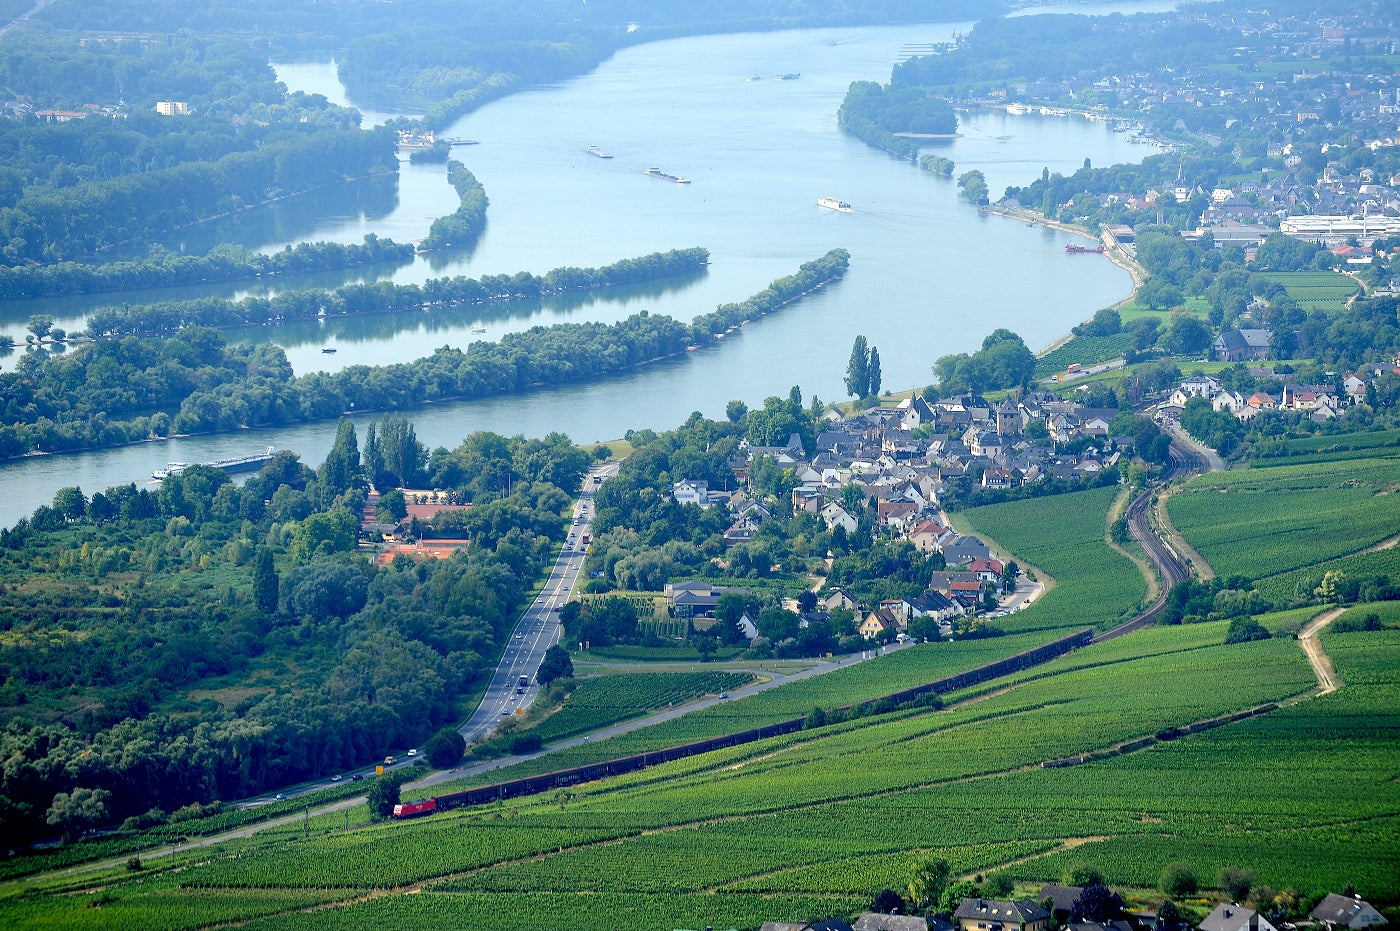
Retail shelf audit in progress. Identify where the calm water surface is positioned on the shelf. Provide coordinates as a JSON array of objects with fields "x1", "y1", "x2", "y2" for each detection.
[{"x1": 1, "y1": 18, "x2": 1157, "y2": 527}]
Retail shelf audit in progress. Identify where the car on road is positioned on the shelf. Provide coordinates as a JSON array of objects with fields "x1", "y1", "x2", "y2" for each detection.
[
  {"x1": 500, "y1": 707, "x2": 510, "y2": 714},
  {"x1": 332, "y1": 774, "x2": 342, "y2": 781},
  {"x1": 351, "y1": 774, "x2": 364, "y2": 781},
  {"x1": 384, "y1": 756, "x2": 395, "y2": 765},
  {"x1": 407, "y1": 748, "x2": 417, "y2": 757},
  {"x1": 515, "y1": 633, "x2": 523, "y2": 639},
  {"x1": 718, "y1": 692, "x2": 728, "y2": 699},
  {"x1": 275, "y1": 793, "x2": 286, "y2": 800}
]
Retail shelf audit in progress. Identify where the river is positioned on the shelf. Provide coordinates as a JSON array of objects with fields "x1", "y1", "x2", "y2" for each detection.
[{"x1": 0, "y1": 17, "x2": 1157, "y2": 528}]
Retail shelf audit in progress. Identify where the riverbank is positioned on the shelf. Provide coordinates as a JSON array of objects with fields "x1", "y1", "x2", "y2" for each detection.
[
  {"x1": 982, "y1": 200, "x2": 1147, "y2": 356},
  {"x1": 0, "y1": 250, "x2": 847, "y2": 465}
]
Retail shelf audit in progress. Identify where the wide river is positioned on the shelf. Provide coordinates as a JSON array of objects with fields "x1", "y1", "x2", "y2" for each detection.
[{"x1": 0, "y1": 15, "x2": 1159, "y2": 528}]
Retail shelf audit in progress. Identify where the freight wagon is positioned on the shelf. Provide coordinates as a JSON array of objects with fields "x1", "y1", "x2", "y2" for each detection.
[{"x1": 401, "y1": 629, "x2": 1093, "y2": 819}]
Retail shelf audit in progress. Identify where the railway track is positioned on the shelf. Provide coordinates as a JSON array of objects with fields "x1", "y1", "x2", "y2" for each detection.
[{"x1": 1092, "y1": 437, "x2": 1198, "y2": 643}]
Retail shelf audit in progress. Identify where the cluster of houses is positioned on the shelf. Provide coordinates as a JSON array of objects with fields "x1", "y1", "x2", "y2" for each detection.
[
  {"x1": 675, "y1": 393, "x2": 1130, "y2": 542},
  {"x1": 746, "y1": 891, "x2": 1387, "y2": 931},
  {"x1": 663, "y1": 548, "x2": 1010, "y2": 644},
  {"x1": 1155, "y1": 370, "x2": 1377, "y2": 424},
  {"x1": 359, "y1": 488, "x2": 471, "y2": 565}
]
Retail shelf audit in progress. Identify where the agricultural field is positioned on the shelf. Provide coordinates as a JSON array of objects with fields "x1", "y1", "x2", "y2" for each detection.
[
  {"x1": 0, "y1": 886, "x2": 348, "y2": 931},
  {"x1": 12, "y1": 632, "x2": 1321, "y2": 929},
  {"x1": 6, "y1": 617, "x2": 1393, "y2": 931},
  {"x1": 1335, "y1": 601, "x2": 1400, "y2": 628},
  {"x1": 1251, "y1": 428, "x2": 1400, "y2": 468},
  {"x1": 1165, "y1": 456, "x2": 1400, "y2": 581},
  {"x1": 1009, "y1": 629, "x2": 1400, "y2": 896},
  {"x1": 1252, "y1": 545, "x2": 1400, "y2": 608},
  {"x1": 1254, "y1": 270, "x2": 1362, "y2": 313},
  {"x1": 524, "y1": 670, "x2": 756, "y2": 743},
  {"x1": 235, "y1": 893, "x2": 865, "y2": 931},
  {"x1": 957, "y1": 486, "x2": 1146, "y2": 633},
  {"x1": 417, "y1": 631, "x2": 1064, "y2": 795},
  {"x1": 1035, "y1": 333, "x2": 1135, "y2": 377}
]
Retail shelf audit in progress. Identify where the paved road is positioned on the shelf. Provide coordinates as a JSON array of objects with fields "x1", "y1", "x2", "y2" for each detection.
[
  {"x1": 1164, "y1": 421, "x2": 1225, "y2": 472},
  {"x1": 1040, "y1": 358, "x2": 1126, "y2": 386},
  {"x1": 459, "y1": 460, "x2": 620, "y2": 746},
  {"x1": 236, "y1": 462, "x2": 620, "y2": 802}
]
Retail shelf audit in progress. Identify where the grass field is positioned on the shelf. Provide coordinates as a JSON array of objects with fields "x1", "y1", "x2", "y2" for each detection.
[
  {"x1": 958, "y1": 485, "x2": 1147, "y2": 633},
  {"x1": 524, "y1": 670, "x2": 756, "y2": 743},
  {"x1": 1166, "y1": 456, "x2": 1400, "y2": 580}
]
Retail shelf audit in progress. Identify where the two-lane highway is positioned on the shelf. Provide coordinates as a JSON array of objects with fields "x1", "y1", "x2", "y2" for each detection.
[{"x1": 458, "y1": 460, "x2": 620, "y2": 745}]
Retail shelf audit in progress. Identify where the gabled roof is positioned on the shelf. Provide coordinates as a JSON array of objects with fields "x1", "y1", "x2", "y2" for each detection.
[
  {"x1": 1198, "y1": 905, "x2": 1256, "y2": 931},
  {"x1": 810, "y1": 919, "x2": 856, "y2": 931},
  {"x1": 954, "y1": 899, "x2": 1050, "y2": 925},
  {"x1": 1309, "y1": 894, "x2": 1388, "y2": 929},
  {"x1": 854, "y1": 914, "x2": 929, "y2": 931},
  {"x1": 1038, "y1": 884, "x2": 1083, "y2": 915}
]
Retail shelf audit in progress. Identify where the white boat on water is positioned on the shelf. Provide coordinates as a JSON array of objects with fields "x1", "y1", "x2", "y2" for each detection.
[
  {"x1": 818, "y1": 196, "x2": 853, "y2": 213},
  {"x1": 152, "y1": 462, "x2": 188, "y2": 481},
  {"x1": 585, "y1": 144, "x2": 613, "y2": 159},
  {"x1": 471, "y1": 324, "x2": 487, "y2": 334}
]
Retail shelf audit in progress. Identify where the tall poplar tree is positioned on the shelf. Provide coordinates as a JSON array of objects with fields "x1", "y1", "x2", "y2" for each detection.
[
  {"x1": 252, "y1": 547, "x2": 279, "y2": 615},
  {"x1": 318, "y1": 418, "x2": 362, "y2": 497},
  {"x1": 868, "y1": 346, "x2": 882, "y2": 399},
  {"x1": 845, "y1": 335, "x2": 869, "y2": 398}
]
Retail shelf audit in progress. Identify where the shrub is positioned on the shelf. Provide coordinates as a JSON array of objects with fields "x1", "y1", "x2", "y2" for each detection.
[
  {"x1": 1218, "y1": 866, "x2": 1258, "y2": 902},
  {"x1": 1332, "y1": 612, "x2": 1383, "y2": 633},
  {"x1": 510, "y1": 733, "x2": 544, "y2": 755},
  {"x1": 872, "y1": 889, "x2": 906, "y2": 915},
  {"x1": 1224, "y1": 618, "x2": 1271, "y2": 644},
  {"x1": 424, "y1": 727, "x2": 467, "y2": 769},
  {"x1": 1160, "y1": 863, "x2": 1198, "y2": 897},
  {"x1": 1066, "y1": 862, "x2": 1105, "y2": 887}
]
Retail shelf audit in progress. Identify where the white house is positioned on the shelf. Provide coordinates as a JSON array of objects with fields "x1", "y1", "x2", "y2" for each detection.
[
  {"x1": 820, "y1": 501, "x2": 858, "y2": 533},
  {"x1": 672, "y1": 479, "x2": 713, "y2": 509}
]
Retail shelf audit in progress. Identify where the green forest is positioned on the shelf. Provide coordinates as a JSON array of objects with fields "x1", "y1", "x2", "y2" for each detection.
[
  {"x1": 0, "y1": 422, "x2": 592, "y2": 847},
  {"x1": 0, "y1": 249, "x2": 848, "y2": 459}
]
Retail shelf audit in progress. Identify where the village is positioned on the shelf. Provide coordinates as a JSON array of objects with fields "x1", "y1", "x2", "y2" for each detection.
[{"x1": 752, "y1": 889, "x2": 1387, "y2": 931}]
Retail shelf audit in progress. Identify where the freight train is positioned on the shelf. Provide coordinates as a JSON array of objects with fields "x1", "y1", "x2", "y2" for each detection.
[{"x1": 396, "y1": 628, "x2": 1093, "y2": 818}]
